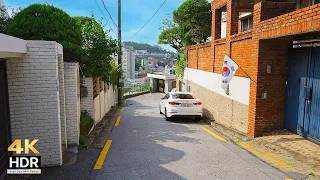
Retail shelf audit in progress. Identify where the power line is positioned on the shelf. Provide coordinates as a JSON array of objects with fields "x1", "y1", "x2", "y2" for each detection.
[
  {"x1": 101, "y1": 0, "x2": 118, "y2": 28},
  {"x1": 131, "y1": 0, "x2": 166, "y2": 38},
  {"x1": 92, "y1": 0, "x2": 117, "y2": 36}
]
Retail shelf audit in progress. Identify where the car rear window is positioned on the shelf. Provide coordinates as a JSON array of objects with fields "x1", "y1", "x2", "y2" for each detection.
[{"x1": 172, "y1": 94, "x2": 195, "y2": 99}]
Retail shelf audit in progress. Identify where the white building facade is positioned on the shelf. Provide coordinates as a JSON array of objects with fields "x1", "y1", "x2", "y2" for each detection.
[{"x1": 122, "y1": 47, "x2": 135, "y2": 79}]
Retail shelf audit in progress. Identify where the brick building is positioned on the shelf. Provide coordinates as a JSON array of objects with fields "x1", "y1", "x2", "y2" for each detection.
[{"x1": 184, "y1": 0, "x2": 320, "y2": 143}]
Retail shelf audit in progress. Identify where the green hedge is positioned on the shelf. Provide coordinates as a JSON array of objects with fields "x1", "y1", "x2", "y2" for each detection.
[
  {"x1": 7, "y1": 4, "x2": 83, "y2": 62},
  {"x1": 79, "y1": 111, "x2": 94, "y2": 147}
]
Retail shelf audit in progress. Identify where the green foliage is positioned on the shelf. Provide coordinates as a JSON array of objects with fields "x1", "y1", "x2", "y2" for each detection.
[
  {"x1": 7, "y1": 4, "x2": 82, "y2": 62},
  {"x1": 158, "y1": 27, "x2": 183, "y2": 52},
  {"x1": 158, "y1": 60, "x2": 167, "y2": 67},
  {"x1": 173, "y1": 0, "x2": 211, "y2": 44},
  {"x1": 308, "y1": 172, "x2": 315, "y2": 177},
  {"x1": 135, "y1": 57, "x2": 142, "y2": 71},
  {"x1": 110, "y1": 60, "x2": 122, "y2": 86},
  {"x1": 79, "y1": 111, "x2": 94, "y2": 147},
  {"x1": 176, "y1": 50, "x2": 187, "y2": 77},
  {"x1": 124, "y1": 41, "x2": 175, "y2": 56},
  {"x1": 74, "y1": 15, "x2": 118, "y2": 84},
  {"x1": 158, "y1": 0, "x2": 211, "y2": 51},
  {"x1": 158, "y1": 16, "x2": 185, "y2": 52},
  {"x1": 0, "y1": 7, "x2": 21, "y2": 34}
]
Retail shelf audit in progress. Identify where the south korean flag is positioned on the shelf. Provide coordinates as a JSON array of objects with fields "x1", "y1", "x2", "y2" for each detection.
[{"x1": 220, "y1": 55, "x2": 238, "y2": 93}]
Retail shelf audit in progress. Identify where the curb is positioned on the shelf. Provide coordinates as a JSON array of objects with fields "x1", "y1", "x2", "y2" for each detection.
[
  {"x1": 205, "y1": 121, "x2": 251, "y2": 142},
  {"x1": 87, "y1": 108, "x2": 120, "y2": 148}
]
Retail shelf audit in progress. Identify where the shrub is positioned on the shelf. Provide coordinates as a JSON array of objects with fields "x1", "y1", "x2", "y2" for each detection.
[
  {"x1": 74, "y1": 15, "x2": 118, "y2": 84},
  {"x1": 7, "y1": 4, "x2": 83, "y2": 62},
  {"x1": 79, "y1": 111, "x2": 94, "y2": 147}
]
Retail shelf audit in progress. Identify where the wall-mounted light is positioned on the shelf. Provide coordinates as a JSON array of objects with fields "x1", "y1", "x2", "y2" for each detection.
[
  {"x1": 267, "y1": 65, "x2": 272, "y2": 74},
  {"x1": 262, "y1": 91, "x2": 268, "y2": 99}
]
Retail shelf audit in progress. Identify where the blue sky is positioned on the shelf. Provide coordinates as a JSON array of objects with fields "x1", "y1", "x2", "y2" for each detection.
[{"x1": 3, "y1": 0, "x2": 190, "y2": 52}]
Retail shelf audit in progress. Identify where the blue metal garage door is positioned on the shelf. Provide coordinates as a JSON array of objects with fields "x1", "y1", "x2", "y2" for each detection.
[
  {"x1": 285, "y1": 47, "x2": 320, "y2": 143},
  {"x1": 308, "y1": 48, "x2": 320, "y2": 142}
]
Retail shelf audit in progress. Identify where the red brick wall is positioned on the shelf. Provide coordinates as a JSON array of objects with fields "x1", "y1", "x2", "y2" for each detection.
[
  {"x1": 187, "y1": 0, "x2": 320, "y2": 138},
  {"x1": 260, "y1": 1, "x2": 296, "y2": 21},
  {"x1": 188, "y1": 49, "x2": 197, "y2": 69},
  {"x1": 252, "y1": 39, "x2": 291, "y2": 136},
  {"x1": 213, "y1": 43, "x2": 226, "y2": 73},
  {"x1": 198, "y1": 46, "x2": 214, "y2": 72},
  {"x1": 231, "y1": 38, "x2": 255, "y2": 78},
  {"x1": 256, "y1": 3, "x2": 320, "y2": 39},
  {"x1": 187, "y1": 42, "x2": 212, "y2": 71}
]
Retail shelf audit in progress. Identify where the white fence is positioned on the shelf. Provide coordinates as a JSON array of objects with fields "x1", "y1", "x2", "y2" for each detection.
[{"x1": 81, "y1": 77, "x2": 116, "y2": 124}]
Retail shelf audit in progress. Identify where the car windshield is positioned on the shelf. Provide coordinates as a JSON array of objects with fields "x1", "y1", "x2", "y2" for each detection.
[{"x1": 172, "y1": 94, "x2": 195, "y2": 99}]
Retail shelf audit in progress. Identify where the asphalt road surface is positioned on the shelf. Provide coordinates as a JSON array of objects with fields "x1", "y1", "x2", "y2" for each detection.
[{"x1": 89, "y1": 93, "x2": 292, "y2": 180}]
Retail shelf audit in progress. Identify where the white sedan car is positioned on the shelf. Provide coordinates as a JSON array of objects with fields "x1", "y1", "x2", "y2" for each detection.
[{"x1": 159, "y1": 92, "x2": 203, "y2": 121}]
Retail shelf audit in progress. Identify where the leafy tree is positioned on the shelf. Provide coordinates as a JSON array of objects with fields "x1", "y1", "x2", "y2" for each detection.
[
  {"x1": 173, "y1": 0, "x2": 211, "y2": 44},
  {"x1": 176, "y1": 50, "x2": 187, "y2": 77},
  {"x1": 74, "y1": 15, "x2": 118, "y2": 84},
  {"x1": 158, "y1": 0, "x2": 211, "y2": 52},
  {"x1": 135, "y1": 57, "x2": 142, "y2": 71},
  {"x1": 158, "y1": 16, "x2": 184, "y2": 52},
  {"x1": 158, "y1": 28, "x2": 183, "y2": 52},
  {"x1": 110, "y1": 60, "x2": 122, "y2": 86},
  {"x1": 158, "y1": 0, "x2": 211, "y2": 76},
  {"x1": 7, "y1": 4, "x2": 82, "y2": 62},
  {"x1": 0, "y1": 7, "x2": 21, "y2": 34}
]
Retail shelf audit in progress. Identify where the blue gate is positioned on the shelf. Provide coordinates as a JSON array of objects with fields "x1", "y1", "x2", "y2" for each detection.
[
  {"x1": 285, "y1": 47, "x2": 320, "y2": 143},
  {"x1": 308, "y1": 48, "x2": 320, "y2": 142}
]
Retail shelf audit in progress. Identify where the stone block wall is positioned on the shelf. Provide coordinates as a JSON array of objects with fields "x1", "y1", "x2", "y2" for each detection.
[
  {"x1": 80, "y1": 78, "x2": 94, "y2": 119},
  {"x1": 6, "y1": 40, "x2": 62, "y2": 166},
  {"x1": 58, "y1": 55, "x2": 67, "y2": 147},
  {"x1": 64, "y1": 62, "x2": 80, "y2": 146}
]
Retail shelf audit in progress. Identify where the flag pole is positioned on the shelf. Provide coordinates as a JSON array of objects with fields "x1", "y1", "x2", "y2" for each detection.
[{"x1": 223, "y1": 51, "x2": 256, "y2": 83}]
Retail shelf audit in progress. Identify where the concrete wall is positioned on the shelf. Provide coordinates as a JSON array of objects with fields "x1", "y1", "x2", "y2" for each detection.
[
  {"x1": 81, "y1": 78, "x2": 115, "y2": 125},
  {"x1": 93, "y1": 83, "x2": 115, "y2": 124},
  {"x1": 80, "y1": 78, "x2": 94, "y2": 119},
  {"x1": 104, "y1": 86, "x2": 110, "y2": 113},
  {"x1": 107, "y1": 85, "x2": 115, "y2": 110},
  {"x1": 99, "y1": 81, "x2": 105, "y2": 119},
  {"x1": 93, "y1": 96, "x2": 101, "y2": 124},
  {"x1": 184, "y1": 68, "x2": 250, "y2": 105},
  {"x1": 6, "y1": 41, "x2": 63, "y2": 166},
  {"x1": 64, "y1": 62, "x2": 80, "y2": 146},
  {"x1": 0, "y1": 33, "x2": 27, "y2": 58},
  {"x1": 58, "y1": 55, "x2": 67, "y2": 148},
  {"x1": 183, "y1": 68, "x2": 250, "y2": 133}
]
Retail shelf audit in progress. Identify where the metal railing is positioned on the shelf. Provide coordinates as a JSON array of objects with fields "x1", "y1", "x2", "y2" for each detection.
[{"x1": 122, "y1": 82, "x2": 150, "y2": 97}]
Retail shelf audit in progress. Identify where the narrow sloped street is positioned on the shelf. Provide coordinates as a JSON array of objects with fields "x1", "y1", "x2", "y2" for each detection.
[{"x1": 89, "y1": 93, "x2": 294, "y2": 180}]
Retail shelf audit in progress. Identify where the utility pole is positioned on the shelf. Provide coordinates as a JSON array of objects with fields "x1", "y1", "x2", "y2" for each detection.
[{"x1": 117, "y1": 0, "x2": 122, "y2": 107}]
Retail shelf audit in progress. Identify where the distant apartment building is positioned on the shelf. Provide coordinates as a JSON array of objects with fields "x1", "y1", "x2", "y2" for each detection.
[{"x1": 122, "y1": 46, "x2": 135, "y2": 79}]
